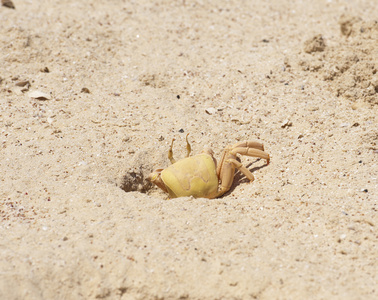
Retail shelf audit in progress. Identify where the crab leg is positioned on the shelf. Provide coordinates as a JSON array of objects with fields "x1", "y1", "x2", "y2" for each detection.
[
  {"x1": 216, "y1": 158, "x2": 255, "y2": 198},
  {"x1": 227, "y1": 158, "x2": 255, "y2": 182},
  {"x1": 230, "y1": 147, "x2": 270, "y2": 165},
  {"x1": 232, "y1": 141, "x2": 265, "y2": 151},
  {"x1": 148, "y1": 168, "x2": 169, "y2": 193},
  {"x1": 217, "y1": 142, "x2": 270, "y2": 177}
]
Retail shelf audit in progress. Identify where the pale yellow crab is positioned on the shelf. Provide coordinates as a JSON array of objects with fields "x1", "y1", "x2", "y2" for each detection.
[{"x1": 148, "y1": 135, "x2": 270, "y2": 199}]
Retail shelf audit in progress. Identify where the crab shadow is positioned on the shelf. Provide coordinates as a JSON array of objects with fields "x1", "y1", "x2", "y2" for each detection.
[{"x1": 222, "y1": 158, "x2": 268, "y2": 197}]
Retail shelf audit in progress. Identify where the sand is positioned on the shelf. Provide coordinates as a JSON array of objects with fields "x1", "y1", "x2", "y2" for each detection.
[{"x1": 1, "y1": 0, "x2": 377, "y2": 299}]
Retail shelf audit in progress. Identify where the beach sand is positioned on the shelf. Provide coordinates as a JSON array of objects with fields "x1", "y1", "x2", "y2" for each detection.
[{"x1": 1, "y1": 0, "x2": 377, "y2": 299}]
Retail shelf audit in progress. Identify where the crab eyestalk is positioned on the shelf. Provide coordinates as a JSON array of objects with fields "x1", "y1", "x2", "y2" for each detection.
[
  {"x1": 168, "y1": 138, "x2": 176, "y2": 164},
  {"x1": 185, "y1": 133, "x2": 191, "y2": 157}
]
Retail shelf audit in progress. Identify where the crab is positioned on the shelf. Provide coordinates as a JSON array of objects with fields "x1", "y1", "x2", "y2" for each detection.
[{"x1": 148, "y1": 134, "x2": 270, "y2": 199}]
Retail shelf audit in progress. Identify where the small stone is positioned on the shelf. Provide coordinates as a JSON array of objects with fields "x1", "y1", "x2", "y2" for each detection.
[
  {"x1": 15, "y1": 80, "x2": 30, "y2": 88},
  {"x1": 178, "y1": 129, "x2": 184, "y2": 133},
  {"x1": 28, "y1": 90, "x2": 51, "y2": 100},
  {"x1": 2, "y1": 0, "x2": 15, "y2": 9},
  {"x1": 281, "y1": 119, "x2": 293, "y2": 128},
  {"x1": 303, "y1": 34, "x2": 326, "y2": 54},
  {"x1": 205, "y1": 107, "x2": 217, "y2": 115},
  {"x1": 81, "y1": 87, "x2": 90, "y2": 93},
  {"x1": 40, "y1": 67, "x2": 50, "y2": 73},
  {"x1": 351, "y1": 101, "x2": 366, "y2": 110}
]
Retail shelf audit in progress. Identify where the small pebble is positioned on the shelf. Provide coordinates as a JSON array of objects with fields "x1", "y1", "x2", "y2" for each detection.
[
  {"x1": 40, "y1": 67, "x2": 50, "y2": 73},
  {"x1": 2, "y1": 0, "x2": 15, "y2": 9},
  {"x1": 338, "y1": 234, "x2": 347, "y2": 242},
  {"x1": 28, "y1": 90, "x2": 51, "y2": 100},
  {"x1": 205, "y1": 107, "x2": 217, "y2": 115},
  {"x1": 281, "y1": 119, "x2": 293, "y2": 128},
  {"x1": 15, "y1": 80, "x2": 30, "y2": 87}
]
